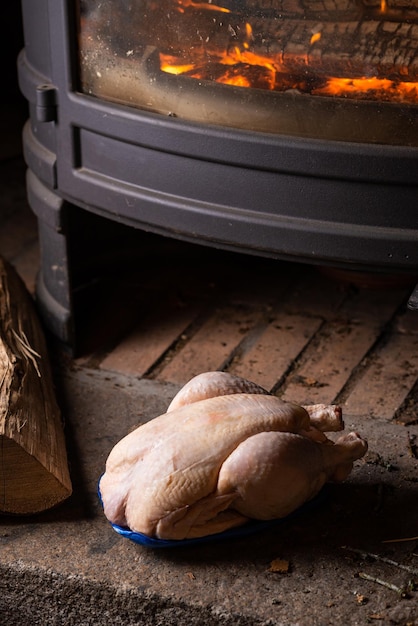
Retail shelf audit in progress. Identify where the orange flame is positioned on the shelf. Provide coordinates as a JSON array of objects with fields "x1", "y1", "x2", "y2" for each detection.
[
  {"x1": 381, "y1": 0, "x2": 387, "y2": 12},
  {"x1": 160, "y1": 58, "x2": 196, "y2": 74},
  {"x1": 219, "y1": 47, "x2": 277, "y2": 89},
  {"x1": 310, "y1": 32, "x2": 321, "y2": 45}
]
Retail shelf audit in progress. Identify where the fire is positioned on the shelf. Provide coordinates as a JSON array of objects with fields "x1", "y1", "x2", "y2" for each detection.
[
  {"x1": 160, "y1": 47, "x2": 277, "y2": 90},
  {"x1": 319, "y1": 77, "x2": 395, "y2": 95},
  {"x1": 158, "y1": 1, "x2": 418, "y2": 104},
  {"x1": 219, "y1": 47, "x2": 276, "y2": 87},
  {"x1": 316, "y1": 76, "x2": 418, "y2": 102}
]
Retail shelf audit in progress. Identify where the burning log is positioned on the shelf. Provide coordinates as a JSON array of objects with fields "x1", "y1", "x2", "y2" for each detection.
[
  {"x1": 249, "y1": 18, "x2": 418, "y2": 82},
  {"x1": 131, "y1": 0, "x2": 418, "y2": 84},
  {"x1": 0, "y1": 257, "x2": 72, "y2": 514}
]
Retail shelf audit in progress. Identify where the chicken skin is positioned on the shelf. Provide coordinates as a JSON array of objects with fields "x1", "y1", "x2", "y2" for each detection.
[{"x1": 100, "y1": 372, "x2": 367, "y2": 540}]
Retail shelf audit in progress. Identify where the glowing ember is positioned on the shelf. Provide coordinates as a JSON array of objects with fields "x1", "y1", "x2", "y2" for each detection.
[
  {"x1": 315, "y1": 77, "x2": 418, "y2": 102},
  {"x1": 222, "y1": 75, "x2": 251, "y2": 87}
]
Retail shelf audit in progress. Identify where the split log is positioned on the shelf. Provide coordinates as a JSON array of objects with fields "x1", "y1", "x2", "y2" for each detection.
[
  {"x1": 0, "y1": 256, "x2": 72, "y2": 514},
  {"x1": 243, "y1": 0, "x2": 361, "y2": 17},
  {"x1": 249, "y1": 18, "x2": 418, "y2": 81}
]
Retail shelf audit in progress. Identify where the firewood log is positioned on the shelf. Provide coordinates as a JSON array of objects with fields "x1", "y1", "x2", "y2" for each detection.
[{"x1": 0, "y1": 256, "x2": 72, "y2": 514}]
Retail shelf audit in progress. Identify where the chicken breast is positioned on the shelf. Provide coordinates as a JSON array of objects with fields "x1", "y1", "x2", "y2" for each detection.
[{"x1": 100, "y1": 372, "x2": 367, "y2": 540}]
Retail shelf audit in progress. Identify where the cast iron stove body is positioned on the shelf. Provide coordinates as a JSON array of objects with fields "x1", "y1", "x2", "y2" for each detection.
[{"x1": 18, "y1": 0, "x2": 418, "y2": 345}]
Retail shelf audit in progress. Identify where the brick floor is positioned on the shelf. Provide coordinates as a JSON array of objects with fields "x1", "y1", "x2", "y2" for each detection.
[{"x1": 63, "y1": 232, "x2": 418, "y2": 423}]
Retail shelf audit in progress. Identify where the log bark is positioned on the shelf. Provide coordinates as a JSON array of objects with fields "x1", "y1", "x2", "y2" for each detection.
[{"x1": 0, "y1": 257, "x2": 72, "y2": 514}]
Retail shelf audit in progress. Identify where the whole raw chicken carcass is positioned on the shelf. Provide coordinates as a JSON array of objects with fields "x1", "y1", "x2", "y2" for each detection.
[{"x1": 100, "y1": 372, "x2": 367, "y2": 540}]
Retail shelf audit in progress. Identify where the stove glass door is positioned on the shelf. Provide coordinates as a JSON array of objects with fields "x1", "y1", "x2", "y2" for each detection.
[{"x1": 77, "y1": 1, "x2": 418, "y2": 145}]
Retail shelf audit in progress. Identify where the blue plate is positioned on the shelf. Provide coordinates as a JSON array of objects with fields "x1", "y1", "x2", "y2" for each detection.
[{"x1": 98, "y1": 477, "x2": 327, "y2": 548}]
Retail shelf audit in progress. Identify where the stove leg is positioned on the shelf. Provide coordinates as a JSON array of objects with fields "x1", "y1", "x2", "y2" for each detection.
[{"x1": 26, "y1": 169, "x2": 74, "y2": 346}]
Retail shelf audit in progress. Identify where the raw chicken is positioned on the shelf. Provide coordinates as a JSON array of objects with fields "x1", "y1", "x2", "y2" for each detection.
[{"x1": 100, "y1": 372, "x2": 367, "y2": 540}]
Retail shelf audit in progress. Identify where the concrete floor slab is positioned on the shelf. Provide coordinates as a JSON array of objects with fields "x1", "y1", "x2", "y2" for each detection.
[{"x1": 1, "y1": 366, "x2": 417, "y2": 626}]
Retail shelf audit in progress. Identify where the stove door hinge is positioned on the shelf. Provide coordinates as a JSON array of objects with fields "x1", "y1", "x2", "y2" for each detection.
[{"x1": 36, "y1": 84, "x2": 58, "y2": 123}]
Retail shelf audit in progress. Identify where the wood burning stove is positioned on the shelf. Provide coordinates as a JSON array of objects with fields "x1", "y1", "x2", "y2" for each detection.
[{"x1": 18, "y1": 0, "x2": 418, "y2": 345}]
